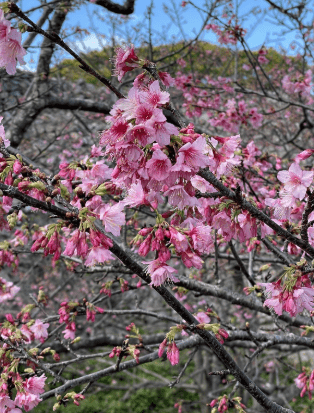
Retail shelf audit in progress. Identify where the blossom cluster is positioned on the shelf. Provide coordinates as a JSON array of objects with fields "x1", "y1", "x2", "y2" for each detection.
[
  {"x1": 209, "y1": 395, "x2": 246, "y2": 412},
  {"x1": 282, "y1": 69, "x2": 312, "y2": 97},
  {"x1": 0, "y1": 373, "x2": 47, "y2": 412},
  {"x1": 0, "y1": 277, "x2": 20, "y2": 303},
  {"x1": 258, "y1": 270, "x2": 314, "y2": 317},
  {"x1": 0, "y1": 312, "x2": 48, "y2": 412},
  {"x1": 295, "y1": 367, "x2": 314, "y2": 399}
]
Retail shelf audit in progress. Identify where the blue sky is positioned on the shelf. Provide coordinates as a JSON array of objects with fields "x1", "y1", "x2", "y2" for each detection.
[{"x1": 19, "y1": 0, "x2": 300, "y2": 72}]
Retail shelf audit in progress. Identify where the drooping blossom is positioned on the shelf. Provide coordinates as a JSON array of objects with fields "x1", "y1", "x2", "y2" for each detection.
[
  {"x1": 164, "y1": 184, "x2": 199, "y2": 210},
  {"x1": 62, "y1": 324, "x2": 76, "y2": 340},
  {"x1": 167, "y1": 341, "x2": 180, "y2": 365},
  {"x1": 0, "y1": 10, "x2": 11, "y2": 41},
  {"x1": 0, "y1": 27, "x2": 26, "y2": 75},
  {"x1": 259, "y1": 278, "x2": 314, "y2": 317},
  {"x1": 295, "y1": 368, "x2": 314, "y2": 399},
  {"x1": 158, "y1": 338, "x2": 167, "y2": 358},
  {"x1": 85, "y1": 246, "x2": 114, "y2": 267},
  {"x1": 158, "y1": 71, "x2": 175, "y2": 87},
  {"x1": 150, "y1": 263, "x2": 179, "y2": 287},
  {"x1": 258, "y1": 281, "x2": 284, "y2": 315},
  {"x1": 113, "y1": 44, "x2": 140, "y2": 81},
  {"x1": 63, "y1": 229, "x2": 88, "y2": 258}
]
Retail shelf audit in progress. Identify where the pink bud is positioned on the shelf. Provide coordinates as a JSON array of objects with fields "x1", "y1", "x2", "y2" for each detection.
[
  {"x1": 13, "y1": 160, "x2": 22, "y2": 175},
  {"x1": 5, "y1": 313, "x2": 14, "y2": 323},
  {"x1": 218, "y1": 328, "x2": 229, "y2": 339},
  {"x1": 138, "y1": 227, "x2": 153, "y2": 236},
  {"x1": 155, "y1": 227, "x2": 164, "y2": 241},
  {"x1": 138, "y1": 234, "x2": 152, "y2": 256},
  {"x1": 158, "y1": 338, "x2": 167, "y2": 358},
  {"x1": 210, "y1": 399, "x2": 218, "y2": 407}
]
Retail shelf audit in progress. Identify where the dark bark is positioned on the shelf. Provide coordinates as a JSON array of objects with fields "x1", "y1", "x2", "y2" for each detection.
[{"x1": 93, "y1": 0, "x2": 135, "y2": 15}]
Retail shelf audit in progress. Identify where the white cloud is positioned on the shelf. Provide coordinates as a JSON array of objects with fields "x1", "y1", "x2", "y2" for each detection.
[{"x1": 69, "y1": 34, "x2": 105, "y2": 54}]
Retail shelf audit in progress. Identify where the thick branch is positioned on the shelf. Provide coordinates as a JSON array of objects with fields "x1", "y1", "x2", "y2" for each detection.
[
  {"x1": 36, "y1": 1, "x2": 70, "y2": 78},
  {"x1": 93, "y1": 0, "x2": 135, "y2": 14},
  {"x1": 46, "y1": 96, "x2": 111, "y2": 114}
]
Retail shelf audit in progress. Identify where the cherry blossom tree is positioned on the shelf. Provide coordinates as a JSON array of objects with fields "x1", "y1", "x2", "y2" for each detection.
[{"x1": 1, "y1": 1, "x2": 314, "y2": 413}]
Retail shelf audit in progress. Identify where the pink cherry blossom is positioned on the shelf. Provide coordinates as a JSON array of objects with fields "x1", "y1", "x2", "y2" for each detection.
[
  {"x1": 100, "y1": 118, "x2": 129, "y2": 145},
  {"x1": 169, "y1": 227, "x2": 189, "y2": 253},
  {"x1": 294, "y1": 368, "x2": 314, "y2": 399},
  {"x1": 150, "y1": 264, "x2": 179, "y2": 287},
  {"x1": 293, "y1": 287, "x2": 314, "y2": 315},
  {"x1": 85, "y1": 246, "x2": 114, "y2": 267},
  {"x1": 0, "y1": 277, "x2": 20, "y2": 303},
  {"x1": 146, "y1": 112, "x2": 179, "y2": 146},
  {"x1": 158, "y1": 338, "x2": 167, "y2": 357},
  {"x1": 189, "y1": 224, "x2": 213, "y2": 254},
  {"x1": 127, "y1": 124, "x2": 155, "y2": 146},
  {"x1": 62, "y1": 326, "x2": 76, "y2": 340},
  {"x1": 0, "y1": 10, "x2": 11, "y2": 42},
  {"x1": 113, "y1": 44, "x2": 139, "y2": 82},
  {"x1": 96, "y1": 202, "x2": 125, "y2": 236},
  {"x1": 164, "y1": 184, "x2": 199, "y2": 210},
  {"x1": 158, "y1": 71, "x2": 175, "y2": 87},
  {"x1": 0, "y1": 394, "x2": 15, "y2": 411},
  {"x1": 167, "y1": 341, "x2": 179, "y2": 365},
  {"x1": 123, "y1": 182, "x2": 146, "y2": 207},
  {"x1": 30, "y1": 319, "x2": 49, "y2": 343},
  {"x1": 135, "y1": 104, "x2": 155, "y2": 123},
  {"x1": 24, "y1": 374, "x2": 46, "y2": 395},
  {"x1": 63, "y1": 229, "x2": 89, "y2": 258},
  {"x1": 114, "y1": 87, "x2": 140, "y2": 120},
  {"x1": 258, "y1": 282, "x2": 283, "y2": 315},
  {"x1": 294, "y1": 149, "x2": 314, "y2": 163},
  {"x1": 277, "y1": 162, "x2": 313, "y2": 200},
  {"x1": 142, "y1": 80, "x2": 170, "y2": 107},
  {"x1": 174, "y1": 136, "x2": 209, "y2": 172},
  {"x1": 20, "y1": 325, "x2": 33, "y2": 343},
  {"x1": 0, "y1": 28, "x2": 26, "y2": 75},
  {"x1": 146, "y1": 149, "x2": 172, "y2": 180},
  {"x1": 15, "y1": 391, "x2": 41, "y2": 411},
  {"x1": 195, "y1": 312, "x2": 211, "y2": 323}
]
